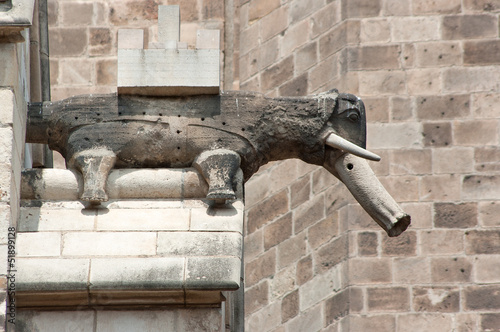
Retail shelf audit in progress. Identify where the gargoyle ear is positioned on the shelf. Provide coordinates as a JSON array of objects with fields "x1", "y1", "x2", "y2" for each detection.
[{"x1": 325, "y1": 133, "x2": 381, "y2": 161}]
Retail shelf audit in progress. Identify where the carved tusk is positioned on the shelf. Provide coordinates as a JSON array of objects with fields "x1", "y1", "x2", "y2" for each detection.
[{"x1": 325, "y1": 133, "x2": 381, "y2": 161}]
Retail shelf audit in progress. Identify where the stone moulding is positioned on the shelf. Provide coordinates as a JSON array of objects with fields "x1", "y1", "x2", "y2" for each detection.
[{"x1": 0, "y1": 0, "x2": 35, "y2": 42}]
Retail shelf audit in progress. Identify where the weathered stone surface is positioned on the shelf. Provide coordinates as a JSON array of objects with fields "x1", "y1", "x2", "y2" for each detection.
[
  {"x1": 434, "y1": 202, "x2": 478, "y2": 228},
  {"x1": 281, "y1": 289, "x2": 299, "y2": 323},
  {"x1": 464, "y1": 285, "x2": 500, "y2": 310},
  {"x1": 465, "y1": 230, "x2": 500, "y2": 254},
  {"x1": 442, "y1": 14, "x2": 498, "y2": 40},
  {"x1": 413, "y1": 287, "x2": 460, "y2": 312},
  {"x1": 245, "y1": 281, "x2": 268, "y2": 315},
  {"x1": 431, "y1": 257, "x2": 472, "y2": 283},
  {"x1": 367, "y1": 287, "x2": 410, "y2": 311}
]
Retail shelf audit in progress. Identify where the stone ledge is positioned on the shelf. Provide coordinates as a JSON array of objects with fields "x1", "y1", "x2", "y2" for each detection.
[
  {"x1": 0, "y1": 0, "x2": 35, "y2": 43},
  {"x1": 16, "y1": 257, "x2": 240, "y2": 309}
]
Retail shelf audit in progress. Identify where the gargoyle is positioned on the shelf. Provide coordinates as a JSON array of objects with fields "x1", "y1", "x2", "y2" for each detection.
[{"x1": 26, "y1": 90, "x2": 411, "y2": 236}]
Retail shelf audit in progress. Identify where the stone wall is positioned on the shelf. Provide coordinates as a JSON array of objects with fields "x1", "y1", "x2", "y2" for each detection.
[{"x1": 35, "y1": 0, "x2": 500, "y2": 331}]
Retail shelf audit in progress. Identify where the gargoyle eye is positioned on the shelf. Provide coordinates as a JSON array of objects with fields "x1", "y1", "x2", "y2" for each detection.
[{"x1": 347, "y1": 110, "x2": 360, "y2": 122}]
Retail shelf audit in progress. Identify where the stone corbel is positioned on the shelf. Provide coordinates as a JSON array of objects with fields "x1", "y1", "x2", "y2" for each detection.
[{"x1": 0, "y1": 0, "x2": 35, "y2": 42}]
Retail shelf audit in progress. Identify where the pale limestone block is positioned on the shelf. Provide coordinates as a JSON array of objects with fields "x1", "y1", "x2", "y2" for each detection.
[
  {"x1": 196, "y1": 30, "x2": 220, "y2": 49},
  {"x1": 16, "y1": 232, "x2": 61, "y2": 257},
  {"x1": 462, "y1": 175, "x2": 500, "y2": 200},
  {"x1": 0, "y1": 127, "x2": 13, "y2": 161},
  {"x1": 400, "y1": 202, "x2": 432, "y2": 229},
  {"x1": 479, "y1": 201, "x2": 500, "y2": 227},
  {"x1": 397, "y1": 314, "x2": 452, "y2": 332},
  {"x1": 0, "y1": 44, "x2": 18, "y2": 87},
  {"x1": 157, "y1": 232, "x2": 242, "y2": 257},
  {"x1": 103, "y1": 200, "x2": 182, "y2": 209},
  {"x1": 349, "y1": 258, "x2": 392, "y2": 285},
  {"x1": 62, "y1": 232, "x2": 156, "y2": 256},
  {"x1": 472, "y1": 92, "x2": 500, "y2": 118},
  {"x1": 360, "y1": 18, "x2": 391, "y2": 43},
  {"x1": 270, "y1": 265, "x2": 295, "y2": 300},
  {"x1": 148, "y1": 42, "x2": 166, "y2": 49},
  {"x1": 117, "y1": 29, "x2": 144, "y2": 49},
  {"x1": 474, "y1": 255, "x2": 500, "y2": 283},
  {"x1": 117, "y1": 49, "x2": 220, "y2": 96},
  {"x1": 158, "y1": 5, "x2": 180, "y2": 43},
  {"x1": 358, "y1": 70, "x2": 406, "y2": 96},
  {"x1": 190, "y1": 203, "x2": 244, "y2": 233},
  {"x1": 16, "y1": 310, "x2": 95, "y2": 332},
  {"x1": 21, "y1": 169, "x2": 80, "y2": 200},
  {"x1": 107, "y1": 168, "x2": 181, "y2": 198},
  {"x1": 443, "y1": 66, "x2": 500, "y2": 93},
  {"x1": 96, "y1": 208, "x2": 189, "y2": 231},
  {"x1": 90, "y1": 257, "x2": 184, "y2": 290},
  {"x1": 17, "y1": 258, "x2": 90, "y2": 291},
  {"x1": 0, "y1": 88, "x2": 15, "y2": 125},
  {"x1": 245, "y1": 302, "x2": 282, "y2": 332},
  {"x1": 0, "y1": 204, "x2": 10, "y2": 243},
  {"x1": 185, "y1": 257, "x2": 241, "y2": 289},
  {"x1": 299, "y1": 265, "x2": 342, "y2": 311},
  {"x1": 406, "y1": 68, "x2": 442, "y2": 96},
  {"x1": 367, "y1": 122, "x2": 422, "y2": 149},
  {"x1": 420, "y1": 230, "x2": 464, "y2": 255},
  {"x1": 433, "y1": 148, "x2": 475, "y2": 174},
  {"x1": 420, "y1": 174, "x2": 461, "y2": 201},
  {"x1": 391, "y1": 17, "x2": 440, "y2": 42},
  {"x1": 96, "y1": 309, "x2": 222, "y2": 332},
  {"x1": 286, "y1": 304, "x2": 323, "y2": 332},
  {"x1": 19, "y1": 207, "x2": 95, "y2": 232},
  {"x1": 393, "y1": 257, "x2": 431, "y2": 284}
]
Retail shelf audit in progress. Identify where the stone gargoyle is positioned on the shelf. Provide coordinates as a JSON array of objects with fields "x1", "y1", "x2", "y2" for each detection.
[{"x1": 26, "y1": 90, "x2": 411, "y2": 236}]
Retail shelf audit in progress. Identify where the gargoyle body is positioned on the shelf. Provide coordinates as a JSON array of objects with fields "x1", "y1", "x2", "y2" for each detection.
[{"x1": 27, "y1": 90, "x2": 410, "y2": 236}]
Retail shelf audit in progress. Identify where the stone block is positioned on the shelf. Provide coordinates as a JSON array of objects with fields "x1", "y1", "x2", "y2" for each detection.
[
  {"x1": 16, "y1": 311, "x2": 95, "y2": 332},
  {"x1": 117, "y1": 48, "x2": 220, "y2": 96},
  {"x1": 481, "y1": 313, "x2": 500, "y2": 332},
  {"x1": 248, "y1": 0, "x2": 280, "y2": 22},
  {"x1": 319, "y1": 23, "x2": 347, "y2": 60},
  {"x1": 368, "y1": 122, "x2": 422, "y2": 149},
  {"x1": 247, "y1": 189, "x2": 288, "y2": 234},
  {"x1": 463, "y1": 175, "x2": 500, "y2": 200},
  {"x1": 297, "y1": 255, "x2": 313, "y2": 286},
  {"x1": 309, "y1": 55, "x2": 339, "y2": 93},
  {"x1": 279, "y1": 73, "x2": 308, "y2": 97},
  {"x1": 359, "y1": 70, "x2": 406, "y2": 96},
  {"x1": 264, "y1": 213, "x2": 292, "y2": 250},
  {"x1": 196, "y1": 30, "x2": 220, "y2": 50},
  {"x1": 479, "y1": 201, "x2": 500, "y2": 226},
  {"x1": 239, "y1": 23, "x2": 259, "y2": 56},
  {"x1": 422, "y1": 122, "x2": 452, "y2": 147},
  {"x1": 391, "y1": 17, "x2": 440, "y2": 42},
  {"x1": 261, "y1": 56, "x2": 294, "y2": 92},
  {"x1": 270, "y1": 265, "x2": 295, "y2": 299},
  {"x1": 420, "y1": 230, "x2": 464, "y2": 255},
  {"x1": 60, "y1": 1, "x2": 93, "y2": 26},
  {"x1": 157, "y1": 232, "x2": 242, "y2": 257},
  {"x1": 397, "y1": 314, "x2": 452, "y2": 332},
  {"x1": 244, "y1": 229, "x2": 263, "y2": 262},
  {"x1": 474, "y1": 255, "x2": 500, "y2": 283},
  {"x1": 89, "y1": 28, "x2": 113, "y2": 56},
  {"x1": 413, "y1": 287, "x2": 460, "y2": 312},
  {"x1": 367, "y1": 287, "x2": 409, "y2": 312},
  {"x1": 465, "y1": 40, "x2": 500, "y2": 65},
  {"x1": 473, "y1": 92, "x2": 500, "y2": 118},
  {"x1": 108, "y1": 0, "x2": 162, "y2": 26},
  {"x1": 443, "y1": 66, "x2": 500, "y2": 93},
  {"x1": 308, "y1": 215, "x2": 338, "y2": 250},
  {"x1": 0, "y1": 88, "x2": 14, "y2": 125},
  {"x1": 475, "y1": 146, "x2": 500, "y2": 172},
  {"x1": 245, "y1": 249, "x2": 276, "y2": 287},
  {"x1": 260, "y1": 6, "x2": 287, "y2": 42},
  {"x1": 464, "y1": 285, "x2": 500, "y2": 310},
  {"x1": 465, "y1": 230, "x2": 500, "y2": 254},
  {"x1": 390, "y1": 149, "x2": 432, "y2": 175},
  {"x1": 259, "y1": 37, "x2": 279, "y2": 71},
  {"x1": 394, "y1": 257, "x2": 431, "y2": 284},
  {"x1": 62, "y1": 232, "x2": 157, "y2": 256},
  {"x1": 49, "y1": 27, "x2": 87, "y2": 57},
  {"x1": 434, "y1": 202, "x2": 478, "y2": 228},
  {"x1": 324, "y1": 289, "x2": 349, "y2": 324},
  {"x1": 382, "y1": 231, "x2": 417, "y2": 256},
  {"x1": 314, "y1": 234, "x2": 348, "y2": 274},
  {"x1": 383, "y1": 0, "x2": 410, "y2": 15},
  {"x1": 442, "y1": 14, "x2": 498, "y2": 40},
  {"x1": 89, "y1": 257, "x2": 184, "y2": 290},
  {"x1": 293, "y1": 194, "x2": 325, "y2": 234},
  {"x1": 454, "y1": 120, "x2": 498, "y2": 146},
  {"x1": 357, "y1": 231, "x2": 378, "y2": 256},
  {"x1": 407, "y1": 68, "x2": 442, "y2": 95},
  {"x1": 416, "y1": 94, "x2": 470, "y2": 120},
  {"x1": 286, "y1": 304, "x2": 323, "y2": 332},
  {"x1": 16, "y1": 232, "x2": 61, "y2": 257},
  {"x1": 245, "y1": 281, "x2": 269, "y2": 315},
  {"x1": 281, "y1": 289, "x2": 299, "y2": 323},
  {"x1": 190, "y1": 202, "x2": 244, "y2": 232},
  {"x1": 341, "y1": 0, "x2": 382, "y2": 18},
  {"x1": 17, "y1": 258, "x2": 89, "y2": 291},
  {"x1": 311, "y1": 2, "x2": 340, "y2": 38},
  {"x1": 185, "y1": 257, "x2": 241, "y2": 289},
  {"x1": 348, "y1": 314, "x2": 396, "y2": 331},
  {"x1": 420, "y1": 174, "x2": 461, "y2": 201},
  {"x1": 348, "y1": 45, "x2": 401, "y2": 70},
  {"x1": 282, "y1": 20, "x2": 309, "y2": 57},
  {"x1": 349, "y1": 258, "x2": 391, "y2": 285},
  {"x1": 464, "y1": 0, "x2": 500, "y2": 11},
  {"x1": 60, "y1": 59, "x2": 92, "y2": 85},
  {"x1": 96, "y1": 59, "x2": 117, "y2": 85},
  {"x1": 431, "y1": 257, "x2": 472, "y2": 283},
  {"x1": 413, "y1": 0, "x2": 461, "y2": 14},
  {"x1": 415, "y1": 41, "x2": 463, "y2": 67},
  {"x1": 290, "y1": 176, "x2": 310, "y2": 209},
  {"x1": 361, "y1": 19, "x2": 390, "y2": 45},
  {"x1": 278, "y1": 232, "x2": 307, "y2": 269},
  {"x1": 365, "y1": 97, "x2": 390, "y2": 123},
  {"x1": 299, "y1": 266, "x2": 342, "y2": 311},
  {"x1": 245, "y1": 302, "x2": 281, "y2": 332},
  {"x1": 158, "y1": 5, "x2": 180, "y2": 43},
  {"x1": 96, "y1": 208, "x2": 189, "y2": 231}
]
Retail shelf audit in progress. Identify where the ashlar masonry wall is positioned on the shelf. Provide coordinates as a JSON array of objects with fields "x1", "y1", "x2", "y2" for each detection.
[{"x1": 16, "y1": 0, "x2": 500, "y2": 331}]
